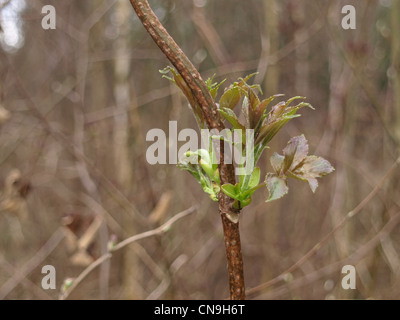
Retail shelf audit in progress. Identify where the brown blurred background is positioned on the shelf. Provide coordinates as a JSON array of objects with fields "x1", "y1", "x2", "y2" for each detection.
[{"x1": 0, "y1": 0, "x2": 399, "y2": 299}]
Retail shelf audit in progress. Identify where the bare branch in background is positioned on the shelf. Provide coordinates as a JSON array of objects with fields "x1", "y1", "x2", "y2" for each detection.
[
  {"x1": 0, "y1": 228, "x2": 65, "y2": 300},
  {"x1": 59, "y1": 206, "x2": 197, "y2": 300},
  {"x1": 247, "y1": 156, "x2": 400, "y2": 298}
]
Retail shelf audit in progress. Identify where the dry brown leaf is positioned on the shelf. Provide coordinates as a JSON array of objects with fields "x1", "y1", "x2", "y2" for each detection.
[
  {"x1": 0, "y1": 104, "x2": 10, "y2": 125},
  {"x1": 70, "y1": 249, "x2": 94, "y2": 267},
  {"x1": 149, "y1": 191, "x2": 173, "y2": 225}
]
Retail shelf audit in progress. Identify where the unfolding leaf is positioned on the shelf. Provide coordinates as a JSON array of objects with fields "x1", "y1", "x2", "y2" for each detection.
[
  {"x1": 199, "y1": 173, "x2": 211, "y2": 189},
  {"x1": 179, "y1": 148, "x2": 221, "y2": 200},
  {"x1": 293, "y1": 155, "x2": 335, "y2": 179},
  {"x1": 160, "y1": 66, "x2": 205, "y2": 125},
  {"x1": 288, "y1": 153, "x2": 334, "y2": 193},
  {"x1": 207, "y1": 76, "x2": 226, "y2": 99},
  {"x1": 248, "y1": 167, "x2": 261, "y2": 189},
  {"x1": 219, "y1": 86, "x2": 242, "y2": 110},
  {"x1": 199, "y1": 175, "x2": 219, "y2": 201},
  {"x1": 239, "y1": 168, "x2": 264, "y2": 200},
  {"x1": 182, "y1": 149, "x2": 209, "y2": 165},
  {"x1": 221, "y1": 183, "x2": 240, "y2": 200},
  {"x1": 241, "y1": 183, "x2": 264, "y2": 199},
  {"x1": 247, "y1": 87, "x2": 260, "y2": 111},
  {"x1": 286, "y1": 102, "x2": 315, "y2": 114},
  {"x1": 285, "y1": 96, "x2": 306, "y2": 107},
  {"x1": 177, "y1": 162, "x2": 200, "y2": 182},
  {"x1": 254, "y1": 96, "x2": 315, "y2": 148},
  {"x1": 282, "y1": 135, "x2": 309, "y2": 171},
  {"x1": 213, "y1": 168, "x2": 221, "y2": 185},
  {"x1": 268, "y1": 101, "x2": 286, "y2": 121},
  {"x1": 268, "y1": 134, "x2": 334, "y2": 196},
  {"x1": 246, "y1": 87, "x2": 260, "y2": 128},
  {"x1": 199, "y1": 159, "x2": 214, "y2": 180},
  {"x1": 183, "y1": 149, "x2": 221, "y2": 183},
  {"x1": 241, "y1": 198, "x2": 252, "y2": 207},
  {"x1": 254, "y1": 94, "x2": 284, "y2": 126},
  {"x1": 255, "y1": 114, "x2": 300, "y2": 146},
  {"x1": 249, "y1": 84, "x2": 263, "y2": 95},
  {"x1": 237, "y1": 73, "x2": 258, "y2": 86},
  {"x1": 270, "y1": 152, "x2": 284, "y2": 174},
  {"x1": 242, "y1": 96, "x2": 250, "y2": 129},
  {"x1": 207, "y1": 137, "x2": 219, "y2": 171},
  {"x1": 265, "y1": 173, "x2": 288, "y2": 202},
  {"x1": 218, "y1": 107, "x2": 245, "y2": 130},
  {"x1": 203, "y1": 181, "x2": 220, "y2": 202}
]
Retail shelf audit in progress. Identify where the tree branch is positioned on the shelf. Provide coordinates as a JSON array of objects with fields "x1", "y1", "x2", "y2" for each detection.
[
  {"x1": 128, "y1": 0, "x2": 244, "y2": 300},
  {"x1": 129, "y1": 0, "x2": 222, "y2": 130}
]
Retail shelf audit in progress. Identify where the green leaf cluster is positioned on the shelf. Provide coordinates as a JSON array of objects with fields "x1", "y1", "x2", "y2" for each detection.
[
  {"x1": 162, "y1": 68, "x2": 334, "y2": 208},
  {"x1": 221, "y1": 167, "x2": 263, "y2": 209},
  {"x1": 177, "y1": 145, "x2": 220, "y2": 202}
]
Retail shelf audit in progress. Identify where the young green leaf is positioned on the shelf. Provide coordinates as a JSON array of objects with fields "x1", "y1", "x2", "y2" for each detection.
[
  {"x1": 187, "y1": 149, "x2": 221, "y2": 183},
  {"x1": 213, "y1": 168, "x2": 221, "y2": 185},
  {"x1": 177, "y1": 163, "x2": 200, "y2": 182},
  {"x1": 248, "y1": 167, "x2": 261, "y2": 189},
  {"x1": 211, "y1": 181, "x2": 221, "y2": 196},
  {"x1": 199, "y1": 159, "x2": 214, "y2": 180},
  {"x1": 240, "y1": 198, "x2": 252, "y2": 207},
  {"x1": 221, "y1": 183, "x2": 240, "y2": 200}
]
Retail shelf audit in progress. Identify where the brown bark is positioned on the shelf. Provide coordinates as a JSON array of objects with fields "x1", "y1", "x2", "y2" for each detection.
[
  {"x1": 128, "y1": 0, "x2": 245, "y2": 299},
  {"x1": 220, "y1": 212, "x2": 245, "y2": 299}
]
